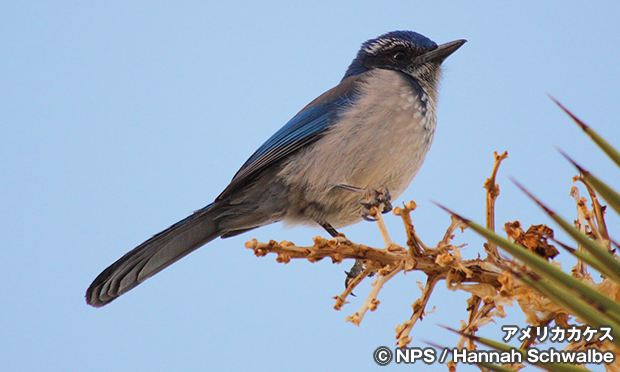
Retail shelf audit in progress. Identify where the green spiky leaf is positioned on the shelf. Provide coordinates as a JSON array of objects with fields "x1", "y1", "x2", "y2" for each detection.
[
  {"x1": 442, "y1": 327, "x2": 590, "y2": 372},
  {"x1": 550, "y1": 95, "x2": 620, "y2": 168},
  {"x1": 519, "y1": 275, "x2": 620, "y2": 348},
  {"x1": 433, "y1": 202, "x2": 620, "y2": 323},
  {"x1": 512, "y1": 179, "x2": 620, "y2": 286}
]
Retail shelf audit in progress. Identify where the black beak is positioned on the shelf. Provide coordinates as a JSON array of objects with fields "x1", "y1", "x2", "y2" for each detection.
[{"x1": 416, "y1": 39, "x2": 467, "y2": 65}]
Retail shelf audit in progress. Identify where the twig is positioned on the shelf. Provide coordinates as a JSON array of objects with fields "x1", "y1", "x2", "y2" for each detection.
[
  {"x1": 458, "y1": 301, "x2": 495, "y2": 350},
  {"x1": 393, "y1": 201, "x2": 426, "y2": 255},
  {"x1": 569, "y1": 186, "x2": 589, "y2": 277},
  {"x1": 440, "y1": 215, "x2": 467, "y2": 248},
  {"x1": 483, "y1": 151, "x2": 508, "y2": 262},
  {"x1": 395, "y1": 274, "x2": 442, "y2": 347},
  {"x1": 245, "y1": 236, "x2": 406, "y2": 266},
  {"x1": 462, "y1": 295, "x2": 481, "y2": 348},
  {"x1": 575, "y1": 177, "x2": 612, "y2": 251},
  {"x1": 346, "y1": 261, "x2": 405, "y2": 326},
  {"x1": 246, "y1": 235, "x2": 500, "y2": 285},
  {"x1": 333, "y1": 264, "x2": 376, "y2": 310},
  {"x1": 371, "y1": 205, "x2": 393, "y2": 248}
]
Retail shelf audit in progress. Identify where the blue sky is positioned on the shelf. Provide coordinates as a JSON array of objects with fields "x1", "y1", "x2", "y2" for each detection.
[{"x1": 2, "y1": 1, "x2": 619, "y2": 371}]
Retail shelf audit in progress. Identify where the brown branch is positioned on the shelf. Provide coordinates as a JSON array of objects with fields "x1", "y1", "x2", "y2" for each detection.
[
  {"x1": 246, "y1": 236, "x2": 500, "y2": 288},
  {"x1": 371, "y1": 205, "x2": 393, "y2": 248},
  {"x1": 393, "y1": 201, "x2": 426, "y2": 256},
  {"x1": 245, "y1": 236, "x2": 405, "y2": 266},
  {"x1": 458, "y1": 301, "x2": 496, "y2": 350},
  {"x1": 483, "y1": 151, "x2": 508, "y2": 262},
  {"x1": 346, "y1": 261, "x2": 405, "y2": 326},
  {"x1": 569, "y1": 185, "x2": 589, "y2": 277},
  {"x1": 333, "y1": 264, "x2": 376, "y2": 311},
  {"x1": 395, "y1": 274, "x2": 442, "y2": 347},
  {"x1": 575, "y1": 177, "x2": 612, "y2": 251},
  {"x1": 245, "y1": 201, "x2": 504, "y2": 337}
]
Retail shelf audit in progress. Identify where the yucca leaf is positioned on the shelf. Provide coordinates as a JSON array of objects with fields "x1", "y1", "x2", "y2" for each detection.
[
  {"x1": 557, "y1": 240, "x2": 613, "y2": 277},
  {"x1": 549, "y1": 95, "x2": 620, "y2": 168},
  {"x1": 476, "y1": 334, "x2": 591, "y2": 372},
  {"x1": 557, "y1": 150, "x2": 620, "y2": 217},
  {"x1": 571, "y1": 250, "x2": 608, "y2": 274},
  {"x1": 433, "y1": 203, "x2": 620, "y2": 321},
  {"x1": 442, "y1": 327, "x2": 590, "y2": 372},
  {"x1": 519, "y1": 275, "x2": 620, "y2": 348},
  {"x1": 580, "y1": 171, "x2": 620, "y2": 216},
  {"x1": 512, "y1": 179, "x2": 620, "y2": 286}
]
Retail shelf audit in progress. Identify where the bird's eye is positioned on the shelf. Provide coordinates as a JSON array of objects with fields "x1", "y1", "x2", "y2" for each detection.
[{"x1": 392, "y1": 51, "x2": 406, "y2": 62}]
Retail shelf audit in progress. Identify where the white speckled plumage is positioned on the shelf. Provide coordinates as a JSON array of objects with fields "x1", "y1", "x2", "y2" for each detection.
[{"x1": 280, "y1": 68, "x2": 437, "y2": 227}]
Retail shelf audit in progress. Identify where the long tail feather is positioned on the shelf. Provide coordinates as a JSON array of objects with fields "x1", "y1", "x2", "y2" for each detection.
[{"x1": 86, "y1": 204, "x2": 220, "y2": 307}]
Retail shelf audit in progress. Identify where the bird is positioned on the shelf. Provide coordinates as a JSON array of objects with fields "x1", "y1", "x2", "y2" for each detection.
[{"x1": 86, "y1": 30, "x2": 466, "y2": 307}]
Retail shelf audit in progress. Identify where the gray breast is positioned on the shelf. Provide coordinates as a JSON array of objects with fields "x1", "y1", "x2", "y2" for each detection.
[{"x1": 279, "y1": 69, "x2": 437, "y2": 227}]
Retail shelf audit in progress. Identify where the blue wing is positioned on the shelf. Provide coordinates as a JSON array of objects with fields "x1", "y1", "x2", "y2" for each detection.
[{"x1": 217, "y1": 74, "x2": 363, "y2": 200}]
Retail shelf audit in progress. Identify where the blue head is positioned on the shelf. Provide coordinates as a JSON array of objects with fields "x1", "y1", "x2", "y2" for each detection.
[{"x1": 344, "y1": 31, "x2": 466, "y2": 89}]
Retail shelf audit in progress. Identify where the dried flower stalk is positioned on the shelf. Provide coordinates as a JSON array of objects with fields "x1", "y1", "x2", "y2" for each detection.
[{"x1": 245, "y1": 151, "x2": 620, "y2": 371}]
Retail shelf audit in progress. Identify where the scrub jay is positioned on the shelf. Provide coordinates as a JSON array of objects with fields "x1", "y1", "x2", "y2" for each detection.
[{"x1": 87, "y1": 30, "x2": 466, "y2": 307}]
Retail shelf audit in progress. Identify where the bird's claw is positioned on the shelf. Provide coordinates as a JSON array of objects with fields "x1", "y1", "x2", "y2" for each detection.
[
  {"x1": 345, "y1": 259, "x2": 365, "y2": 293},
  {"x1": 361, "y1": 213, "x2": 378, "y2": 222},
  {"x1": 334, "y1": 184, "x2": 392, "y2": 221},
  {"x1": 359, "y1": 186, "x2": 392, "y2": 220},
  {"x1": 344, "y1": 259, "x2": 375, "y2": 294}
]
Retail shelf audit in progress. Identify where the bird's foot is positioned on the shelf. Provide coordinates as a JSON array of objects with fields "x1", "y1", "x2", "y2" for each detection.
[
  {"x1": 335, "y1": 184, "x2": 392, "y2": 221},
  {"x1": 345, "y1": 259, "x2": 364, "y2": 293},
  {"x1": 344, "y1": 259, "x2": 375, "y2": 292},
  {"x1": 359, "y1": 186, "x2": 392, "y2": 221}
]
